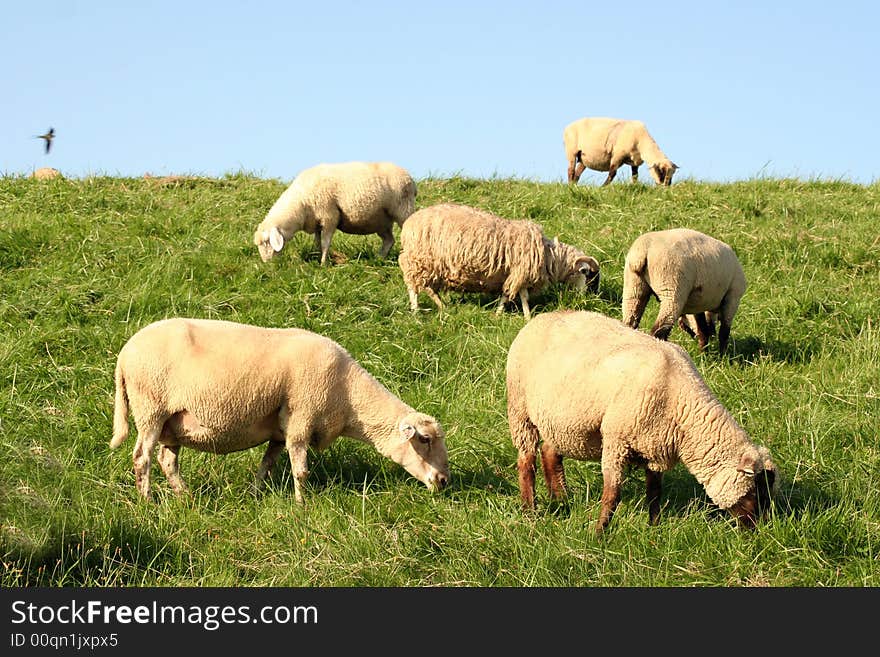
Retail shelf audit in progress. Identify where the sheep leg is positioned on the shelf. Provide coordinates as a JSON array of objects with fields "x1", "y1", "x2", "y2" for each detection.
[
  {"x1": 518, "y1": 289, "x2": 531, "y2": 321},
  {"x1": 601, "y1": 164, "x2": 618, "y2": 186},
  {"x1": 540, "y1": 443, "x2": 567, "y2": 501},
  {"x1": 677, "y1": 315, "x2": 697, "y2": 338},
  {"x1": 424, "y1": 287, "x2": 445, "y2": 311},
  {"x1": 597, "y1": 480, "x2": 622, "y2": 535},
  {"x1": 631, "y1": 165, "x2": 639, "y2": 182},
  {"x1": 621, "y1": 272, "x2": 652, "y2": 330},
  {"x1": 407, "y1": 287, "x2": 420, "y2": 312},
  {"x1": 568, "y1": 150, "x2": 584, "y2": 183},
  {"x1": 717, "y1": 294, "x2": 741, "y2": 355},
  {"x1": 650, "y1": 294, "x2": 685, "y2": 341},
  {"x1": 645, "y1": 468, "x2": 663, "y2": 525},
  {"x1": 509, "y1": 404, "x2": 540, "y2": 510},
  {"x1": 693, "y1": 311, "x2": 712, "y2": 352},
  {"x1": 319, "y1": 229, "x2": 335, "y2": 266},
  {"x1": 157, "y1": 444, "x2": 189, "y2": 495},
  {"x1": 704, "y1": 312, "x2": 717, "y2": 338},
  {"x1": 312, "y1": 230, "x2": 322, "y2": 258},
  {"x1": 255, "y1": 440, "x2": 286, "y2": 488},
  {"x1": 517, "y1": 449, "x2": 538, "y2": 511},
  {"x1": 718, "y1": 322, "x2": 731, "y2": 355},
  {"x1": 132, "y1": 421, "x2": 162, "y2": 500},
  {"x1": 286, "y1": 440, "x2": 309, "y2": 504},
  {"x1": 495, "y1": 295, "x2": 508, "y2": 316},
  {"x1": 377, "y1": 227, "x2": 395, "y2": 259},
  {"x1": 597, "y1": 449, "x2": 625, "y2": 534},
  {"x1": 623, "y1": 289, "x2": 651, "y2": 330}
]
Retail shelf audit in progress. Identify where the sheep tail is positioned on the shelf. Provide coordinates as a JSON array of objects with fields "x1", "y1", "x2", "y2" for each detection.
[
  {"x1": 110, "y1": 361, "x2": 130, "y2": 449},
  {"x1": 625, "y1": 247, "x2": 647, "y2": 277},
  {"x1": 396, "y1": 177, "x2": 417, "y2": 225}
]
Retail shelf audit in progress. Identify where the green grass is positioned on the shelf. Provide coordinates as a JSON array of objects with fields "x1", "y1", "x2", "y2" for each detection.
[{"x1": 1, "y1": 173, "x2": 878, "y2": 586}]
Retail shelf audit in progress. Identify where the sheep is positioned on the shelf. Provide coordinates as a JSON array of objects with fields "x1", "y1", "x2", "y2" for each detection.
[
  {"x1": 622, "y1": 228, "x2": 746, "y2": 354},
  {"x1": 563, "y1": 117, "x2": 678, "y2": 186},
  {"x1": 31, "y1": 167, "x2": 61, "y2": 180},
  {"x1": 398, "y1": 203, "x2": 600, "y2": 320},
  {"x1": 143, "y1": 173, "x2": 199, "y2": 186},
  {"x1": 253, "y1": 161, "x2": 416, "y2": 266},
  {"x1": 506, "y1": 310, "x2": 777, "y2": 533},
  {"x1": 111, "y1": 317, "x2": 450, "y2": 503}
]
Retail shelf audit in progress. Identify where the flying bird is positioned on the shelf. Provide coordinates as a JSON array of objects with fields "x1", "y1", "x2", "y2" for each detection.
[{"x1": 36, "y1": 127, "x2": 55, "y2": 154}]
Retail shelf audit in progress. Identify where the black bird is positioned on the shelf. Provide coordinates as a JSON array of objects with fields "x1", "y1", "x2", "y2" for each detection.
[{"x1": 36, "y1": 127, "x2": 55, "y2": 154}]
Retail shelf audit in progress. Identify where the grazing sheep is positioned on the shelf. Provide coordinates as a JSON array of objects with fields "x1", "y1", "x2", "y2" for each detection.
[
  {"x1": 622, "y1": 228, "x2": 746, "y2": 354},
  {"x1": 31, "y1": 167, "x2": 61, "y2": 180},
  {"x1": 399, "y1": 203, "x2": 600, "y2": 320},
  {"x1": 253, "y1": 161, "x2": 416, "y2": 265},
  {"x1": 563, "y1": 117, "x2": 678, "y2": 186},
  {"x1": 143, "y1": 173, "x2": 199, "y2": 186},
  {"x1": 111, "y1": 318, "x2": 450, "y2": 503},
  {"x1": 506, "y1": 310, "x2": 777, "y2": 533}
]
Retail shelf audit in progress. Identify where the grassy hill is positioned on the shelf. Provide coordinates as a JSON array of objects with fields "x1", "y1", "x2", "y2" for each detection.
[{"x1": 1, "y1": 174, "x2": 878, "y2": 586}]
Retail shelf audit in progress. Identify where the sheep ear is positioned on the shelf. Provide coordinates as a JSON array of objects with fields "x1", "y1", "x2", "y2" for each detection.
[
  {"x1": 757, "y1": 446, "x2": 775, "y2": 473},
  {"x1": 671, "y1": 162, "x2": 679, "y2": 171},
  {"x1": 577, "y1": 257, "x2": 597, "y2": 274},
  {"x1": 399, "y1": 422, "x2": 416, "y2": 444},
  {"x1": 736, "y1": 450, "x2": 760, "y2": 476},
  {"x1": 269, "y1": 226, "x2": 285, "y2": 252}
]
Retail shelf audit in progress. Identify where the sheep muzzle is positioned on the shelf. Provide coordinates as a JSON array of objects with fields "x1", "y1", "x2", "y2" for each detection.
[{"x1": 727, "y1": 468, "x2": 775, "y2": 529}]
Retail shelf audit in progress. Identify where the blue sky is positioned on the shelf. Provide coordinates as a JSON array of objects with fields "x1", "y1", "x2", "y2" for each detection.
[{"x1": 3, "y1": 1, "x2": 878, "y2": 183}]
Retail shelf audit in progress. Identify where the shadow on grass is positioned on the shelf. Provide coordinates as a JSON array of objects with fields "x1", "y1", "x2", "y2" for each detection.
[
  {"x1": 257, "y1": 448, "x2": 415, "y2": 497},
  {"x1": 254, "y1": 446, "x2": 519, "y2": 500},
  {"x1": 463, "y1": 286, "x2": 610, "y2": 318},
  {"x1": 292, "y1": 241, "x2": 400, "y2": 266},
  {"x1": 765, "y1": 477, "x2": 839, "y2": 518},
  {"x1": 521, "y1": 466, "x2": 842, "y2": 531},
  {"x1": 2, "y1": 519, "x2": 179, "y2": 587},
  {"x1": 445, "y1": 464, "x2": 518, "y2": 497},
  {"x1": 726, "y1": 335, "x2": 819, "y2": 364},
  {"x1": 663, "y1": 469, "x2": 841, "y2": 531}
]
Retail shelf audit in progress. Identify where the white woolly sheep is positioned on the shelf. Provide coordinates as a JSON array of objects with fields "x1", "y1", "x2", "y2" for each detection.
[
  {"x1": 31, "y1": 167, "x2": 61, "y2": 180},
  {"x1": 563, "y1": 117, "x2": 678, "y2": 186},
  {"x1": 622, "y1": 227, "x2": 746, "y2": 354},
  {"x1": 111, "y1": 318, "x2": 450, "y2": 503},
  {"x1": 506, "y1": 310, "x2": 777, "y2": 533},
  {"x1": 253, "y1": 161, "x2": 416, "y2": 266},
  {"x1": 398, "y1": 203, "x2": 600, "y2": 320}
]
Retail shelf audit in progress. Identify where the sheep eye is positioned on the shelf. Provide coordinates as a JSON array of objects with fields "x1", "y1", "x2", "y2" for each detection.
[{"x1": 418, "y1": 434, "x2": 431, "y2": 445}]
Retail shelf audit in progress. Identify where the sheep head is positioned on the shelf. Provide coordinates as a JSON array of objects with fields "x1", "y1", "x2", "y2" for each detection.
[
  {"x1": 386, "y1": 412, "x2": 450, "y2": 492},
  {"x1": 577, "y1": 255, "x2": 601, "y2": 293},
  {"x1": 253, "y1": 225, "x2": 286, "y2": 262},
  {"x1": 649, "y1": 160, "x2": 679, "y2": 186},
  {"x1": 725, "y1": 446, "x2": 777, "y2": 529},
  {"x1": 550, "y1": 239, "x2": 600, "y2": 293}
]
